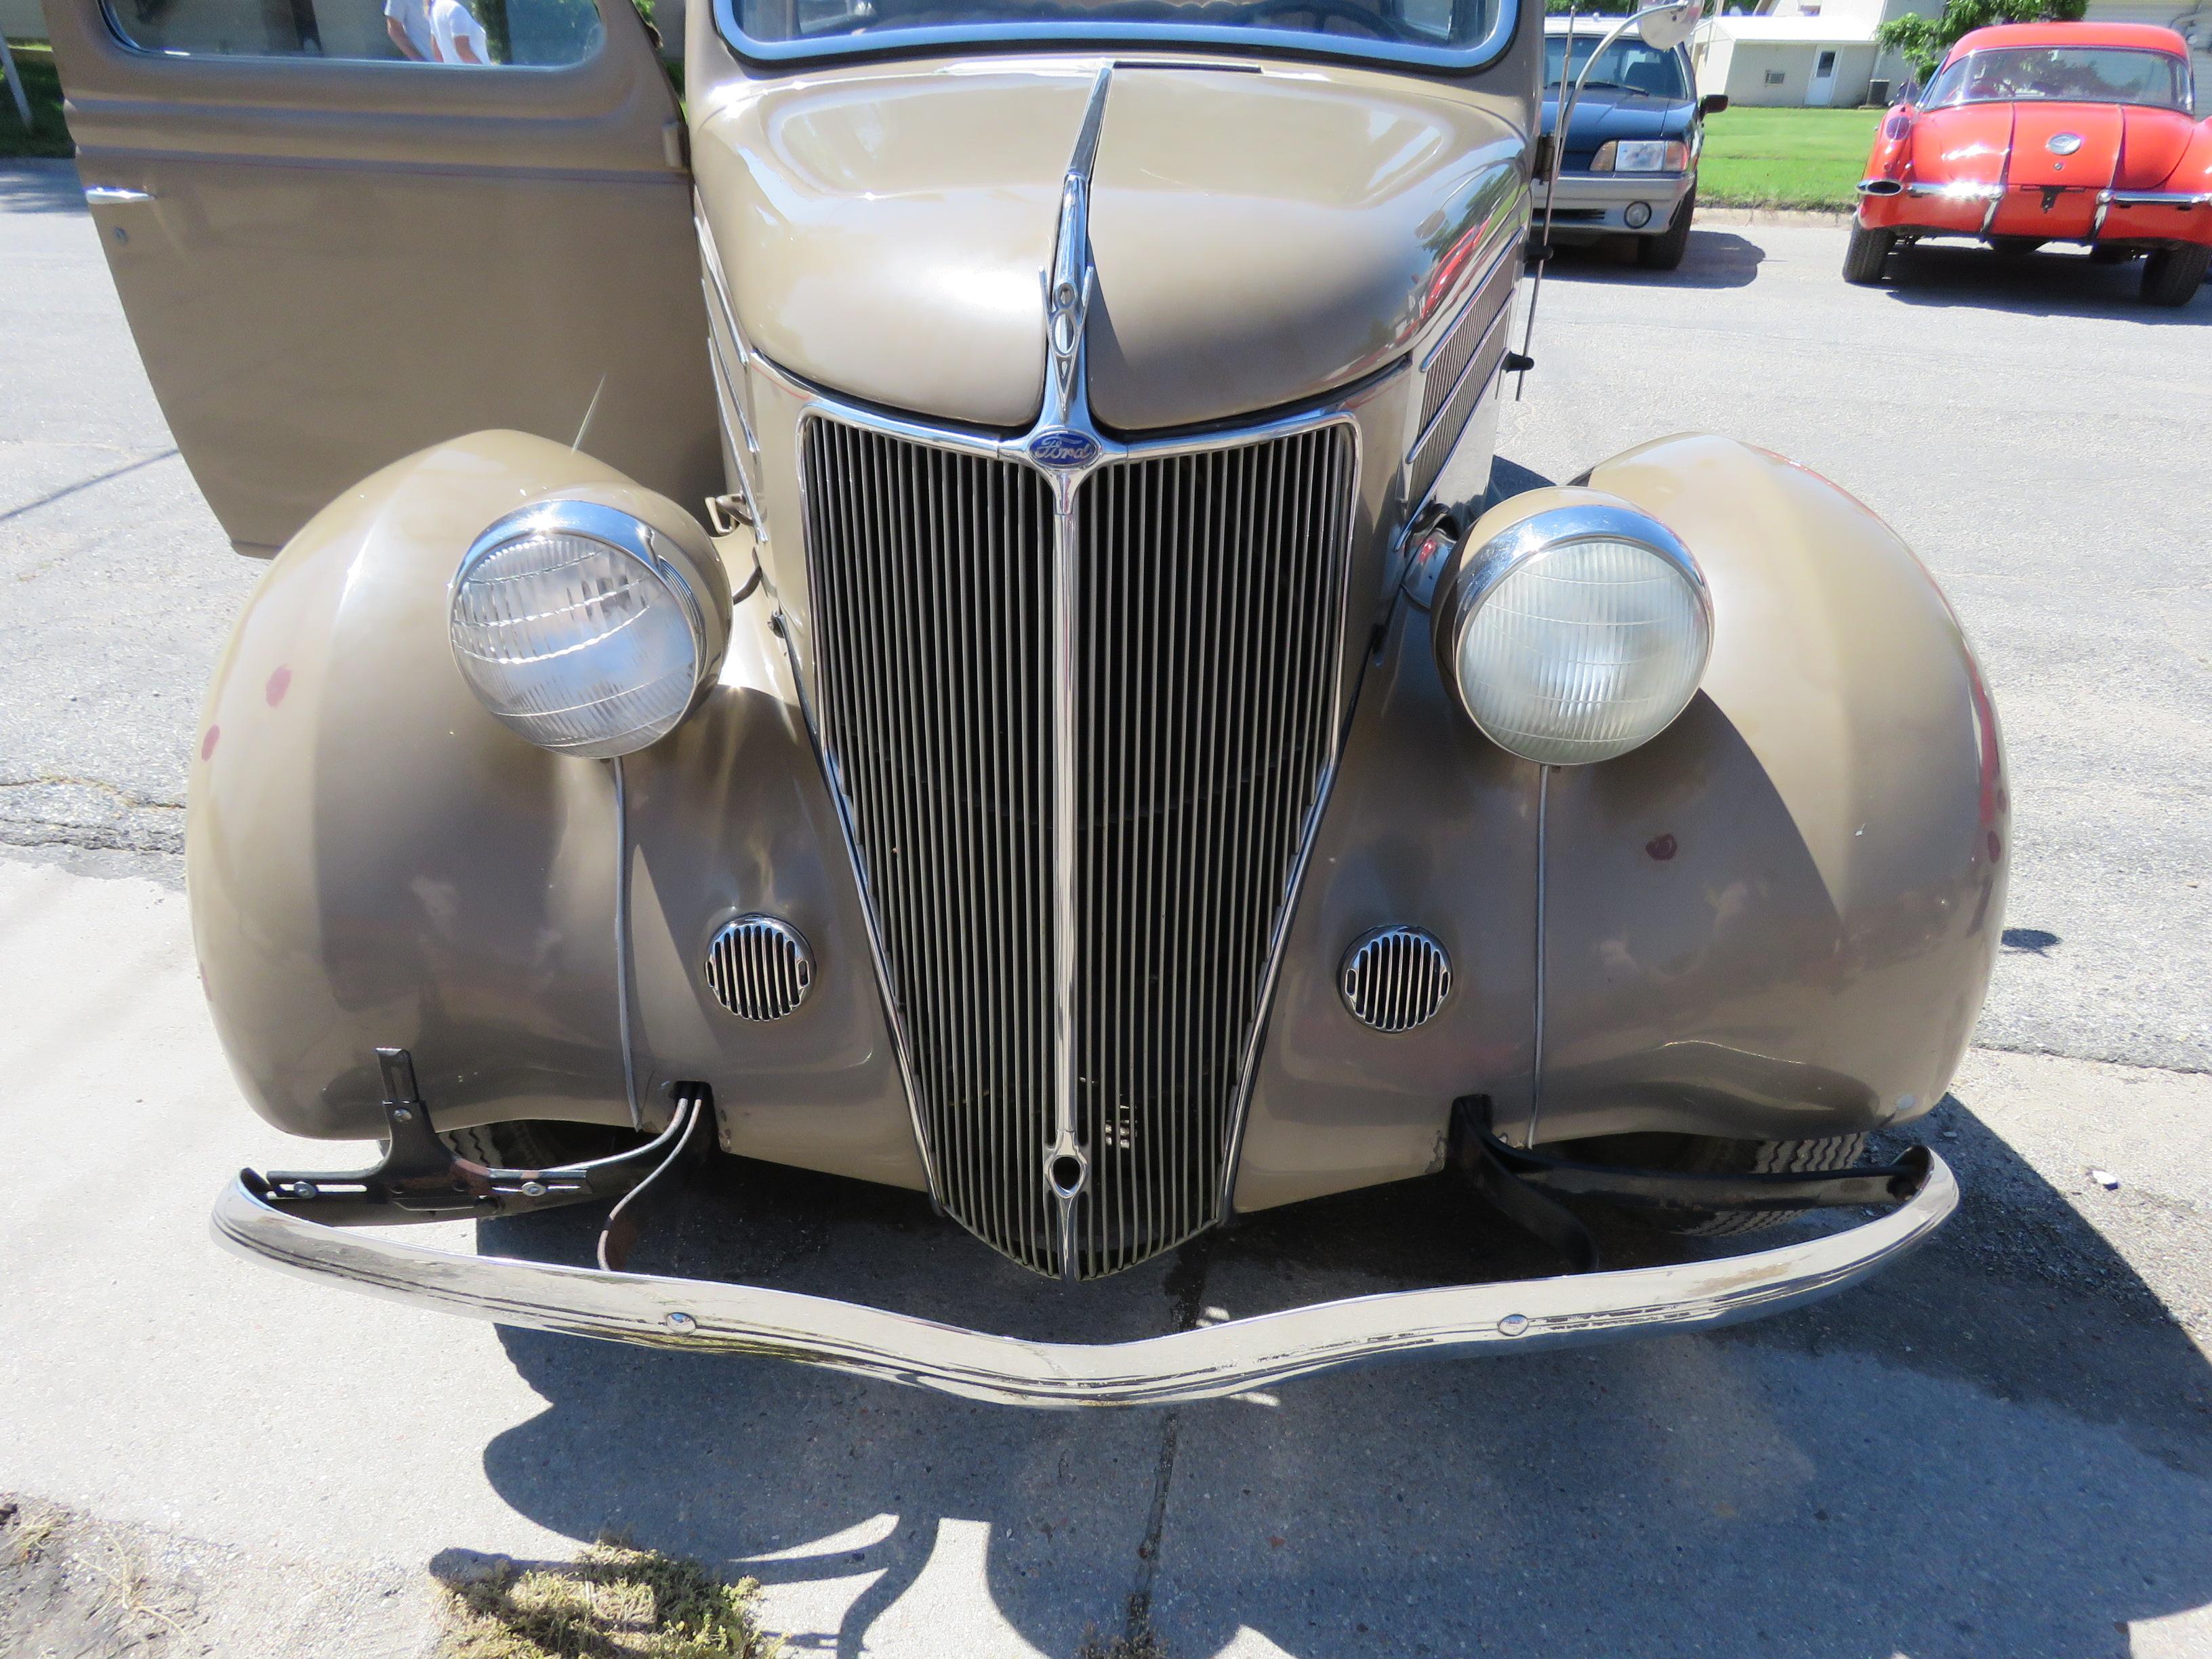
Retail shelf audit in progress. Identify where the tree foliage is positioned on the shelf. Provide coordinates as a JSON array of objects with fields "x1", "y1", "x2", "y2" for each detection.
[
  {"x1": 1544, "y1": 0, "x2": 1640, "y2": 14},
  {"x1": 1875, "y1": 0, "x2": 2089, "y2": 83}
]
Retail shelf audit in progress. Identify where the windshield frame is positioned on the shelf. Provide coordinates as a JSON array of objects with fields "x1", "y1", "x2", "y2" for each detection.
[
  {"x1": 710, "y1": 0, "x2": 1521, "y2": 75},
  {"x1": 1922, "y1": 44, "x2": 2192, "y2": 112}
]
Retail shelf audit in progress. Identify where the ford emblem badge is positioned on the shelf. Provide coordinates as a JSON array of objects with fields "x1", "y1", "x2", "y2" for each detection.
[
  {"x1": 1029, "y1": 428, "x2": 1099, "y2": 468},
  {"x1": 2047, "y1": 131, "x2": 2083, "y2": 156}
]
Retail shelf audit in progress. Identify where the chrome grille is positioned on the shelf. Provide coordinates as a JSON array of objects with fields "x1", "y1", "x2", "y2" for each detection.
[
  {"x1": 804, "y1": 421, "x2": 1059, "y2": 1271},
  {"x1": 804, "y1": 417, "x2": 1355, "y2": 1278},
  {"x1": 705, "y1": 915, "x2": 815, "y2": 1021},
  {"x1": 1340, "y1": 926, "x2": 1452, "y2": 1033},
  {"x1": 1410, "y1": 308, "x2": 1502, "y2": 507},
  {"x1": 1418, "y1": 292, "x2": 1492, "y2": 436}
]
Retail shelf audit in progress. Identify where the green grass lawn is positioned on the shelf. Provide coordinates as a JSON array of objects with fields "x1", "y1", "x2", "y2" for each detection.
[
  {"x1": 2, "y1": 41, "x2": 73, "y2": 161},
  {"x1": 1700, "y1": 106, "x2": 1881, "y2": 210}
]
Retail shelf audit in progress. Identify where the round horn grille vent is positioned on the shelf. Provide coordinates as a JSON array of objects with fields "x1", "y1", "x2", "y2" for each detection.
[
  {"x1": 705, "y1": 915, "x2": 814, "y2": 1021},
  {"x1": 1340, "y1": 927, "x2": 1451, "y2": 1033}
]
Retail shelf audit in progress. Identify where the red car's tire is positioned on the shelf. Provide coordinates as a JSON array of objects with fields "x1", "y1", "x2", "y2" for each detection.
[
  {"x1": 2089, "y1": 244, "x2": 2137, "y2": 265},
  {"x1": 1842, "y1": 221, "x2": 1894, "y2": 285},
  {"x1": 2141, "y1": 243, "x2": 2211, "y2": 306},
  {"x1": 1990, "y1": 236, "x2": 2045, "y2": 258}
]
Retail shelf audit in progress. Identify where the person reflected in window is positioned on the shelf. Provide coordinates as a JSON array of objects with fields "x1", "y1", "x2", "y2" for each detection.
[{"x1": 385, "y1": 0, "x2": 493, "y2": 63}]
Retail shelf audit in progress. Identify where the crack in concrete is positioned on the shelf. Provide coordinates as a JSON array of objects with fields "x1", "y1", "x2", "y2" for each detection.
[
  {"x1": 0, "y1": 775, "x2": 185, "y2": 811},
  {"x1": 1122, "y1": 1237, "x2": 1215, "y2": 1642},
  {"x1": 0, "y1": 819, "x2": 184, "y2": 855}
]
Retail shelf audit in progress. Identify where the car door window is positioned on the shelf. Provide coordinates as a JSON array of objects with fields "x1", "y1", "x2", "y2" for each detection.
[{"x1": 103, "y1": 0, "x2": 606, "y2": 65}]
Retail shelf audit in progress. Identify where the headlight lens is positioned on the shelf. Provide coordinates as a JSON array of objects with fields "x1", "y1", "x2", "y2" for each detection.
[
  {"x1": 1593, "y1": 139, "x2": 1688, "y2": 173},
  {"x1": 1435, "y1": 493, "x2": 1711, "y2": 766},
  {"x1": 450, "y1": 499, "x2": 726, "y2": 759}
]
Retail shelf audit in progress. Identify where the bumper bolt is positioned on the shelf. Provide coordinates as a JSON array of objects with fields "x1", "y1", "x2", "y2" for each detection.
[
  {"x1": 520, "y1": 1181, "x2": 548, "y2": 1198},
  {"x1": 290, "y1": 1181, "x2": 319, "y2": 1200},
  {"x1": 1498, "y1": 1313, "x2": 1530, "y2": 1337},
  {"x1": 665, "y1": 1311, "x2": 699, "y2": 1334}
]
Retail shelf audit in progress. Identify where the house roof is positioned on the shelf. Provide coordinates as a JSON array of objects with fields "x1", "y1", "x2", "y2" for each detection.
[{"x1": 1702, "y1": 16, "x2": 1882, "y2": 44}]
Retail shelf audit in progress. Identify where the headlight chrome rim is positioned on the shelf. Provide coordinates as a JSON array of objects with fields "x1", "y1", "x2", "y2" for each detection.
[
  {"x1": 1435, "y1": 494, "x2": 1713, "y2": 767},
  {"x1": 450, "y1": 497, "x2": 724, "y2": 760}
]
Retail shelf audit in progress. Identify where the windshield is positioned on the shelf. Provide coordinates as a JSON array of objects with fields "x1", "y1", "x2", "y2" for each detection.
[
  {"x1": 1923, "y1": 46, "x2": 2190, "y2": 111},
  {"x1": 723, "y1": 0, "x2": 1511, "y2": 68},
  {"x1": 1544, "y1": 33, "x2": 1687, "y2": 98}
]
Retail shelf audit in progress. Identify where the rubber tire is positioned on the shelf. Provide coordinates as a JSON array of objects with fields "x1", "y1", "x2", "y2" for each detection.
[
  {"x1": 1613, "y1": 1132, "x2": 1872, "y2": 1237},
  {"x1": 441, "y1": 1120, "x2": 641, "y2": 1168},
  {"x1": 2089, "y1": 243, "x2": 2137, "y2": 265},
  {"x1": 1841, "y1": 221, "x2": 1895, "y2": 285},
  {"x1": 1636, "y1": 189, "x2": 1696, "y2": 271},
  {"x1": 2141, "y1": 242, "x2": 2211, "y2": 306},
  {"x1": 1989, "y1": 236, "x2": 2045, "y2": 258}
]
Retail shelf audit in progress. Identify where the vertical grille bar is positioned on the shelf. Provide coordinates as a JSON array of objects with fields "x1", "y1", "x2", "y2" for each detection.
[
  {"x1": 804, "y1": 416, "x2": 1355, "y2": 1278},
  {"x1": 806, "y1": 422, "x2": 1058, "y2": 1272},
  {"x1": 1070, "y1": 426, "x2": 1354, "y2": 1275}
]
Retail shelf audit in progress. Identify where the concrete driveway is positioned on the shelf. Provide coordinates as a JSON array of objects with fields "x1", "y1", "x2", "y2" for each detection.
[{"x1": 3, "y1": 165, "x2": 2209, "y2": 1658}]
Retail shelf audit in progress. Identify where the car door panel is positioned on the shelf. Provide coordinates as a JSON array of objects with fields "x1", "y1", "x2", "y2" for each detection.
[{"x1": 43, "y1": 0, "x2": 716, "y2": 552}]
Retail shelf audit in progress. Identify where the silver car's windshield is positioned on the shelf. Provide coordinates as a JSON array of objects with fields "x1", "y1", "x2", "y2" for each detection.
[
  {"x1": 1544, "y1": 35, "x2": 1687, "y2": 98},
  {"x1": 720, "y1": 0, "x2": 1512, "y2": 70},
  {"x1": 1923, "y1": 46, "x2": 2190, "y2": 112}
]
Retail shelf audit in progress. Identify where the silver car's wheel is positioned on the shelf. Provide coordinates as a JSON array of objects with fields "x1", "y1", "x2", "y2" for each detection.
[{"x1": 1635, "y1": 189, "x2": 1696, "y2": 272}]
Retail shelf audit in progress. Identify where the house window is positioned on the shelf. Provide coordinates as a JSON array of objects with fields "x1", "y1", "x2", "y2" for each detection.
[
  {"x1": 1764, "y1": 68, "x2": 1786, "y2": 84},
  {"x1": 1816, "y1": 49, "x2": 1838, "y2": 75}
]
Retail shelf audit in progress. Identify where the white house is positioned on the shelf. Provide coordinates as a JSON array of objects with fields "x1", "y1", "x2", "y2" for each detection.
[
  {"x1": 1697, "y1": 0, "x2": 2212, "y2": 109},
  {"x1": 1691, "y1": 0, "x2": 1933, "y2": 106},
  {"x1": 2081, "y1": 0, "x2": 2212, "y2": 89}
]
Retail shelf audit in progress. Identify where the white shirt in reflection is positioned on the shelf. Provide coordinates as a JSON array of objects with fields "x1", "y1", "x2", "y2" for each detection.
[{"x1": 384, "y1": 0, "x2": 491, "y2": 64}]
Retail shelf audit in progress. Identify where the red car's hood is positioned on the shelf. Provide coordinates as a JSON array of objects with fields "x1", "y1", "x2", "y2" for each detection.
[{"x1": 1910, "y1": 101, "x2": 2197, "y2": 190}]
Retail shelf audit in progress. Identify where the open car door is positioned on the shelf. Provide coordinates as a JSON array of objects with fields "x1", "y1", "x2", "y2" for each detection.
[{"x1": 43, "y1": 0, "x2": 715, "y2": 552}]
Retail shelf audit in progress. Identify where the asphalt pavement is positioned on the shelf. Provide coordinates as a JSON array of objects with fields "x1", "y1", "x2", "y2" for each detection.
[{"x1": 3, "y1": 160, "x2": 2209, "y2": 1658}]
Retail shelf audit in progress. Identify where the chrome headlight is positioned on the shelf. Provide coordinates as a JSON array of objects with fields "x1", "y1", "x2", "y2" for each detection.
[
  {"x1": 450, "y1": 497, "x2": 730, "y2": 759},
  {"x1": 1433, "y1": 491, "x2": 1711, "y2": 766}
]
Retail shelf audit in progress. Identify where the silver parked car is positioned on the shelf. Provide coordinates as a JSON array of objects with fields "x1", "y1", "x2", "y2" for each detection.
[{"x1": 1538, "y1": 15, "x2": 1726, "y2": 269}]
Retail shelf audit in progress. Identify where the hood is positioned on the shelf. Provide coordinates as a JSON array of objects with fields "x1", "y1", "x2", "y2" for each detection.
[
  {"x1": 693, "y1": 64, "x2": 1525, "y2": 433},
  {"x1": 1907, "y1": 100, "x2": 2195, "y2": 192},
  {"x1": 1540, "y1": 85, "x2": 1693, "y2": 152}
]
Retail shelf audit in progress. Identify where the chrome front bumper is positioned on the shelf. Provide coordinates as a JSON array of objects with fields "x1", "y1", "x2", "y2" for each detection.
[
  {"x1": 211, "y1": 1149, "x2": 1956, "y2": 1408},
  {"x1": 1537, "y1": 169, "x2": 1695, "y2": 235}
]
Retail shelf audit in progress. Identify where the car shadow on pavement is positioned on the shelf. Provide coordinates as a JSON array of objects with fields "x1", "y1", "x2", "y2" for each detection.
[
  {"x1": 468, "y1": 1084, "x2": 2211, "y2": 1659},
  {"x1": 1881, "y1": 243, "x2": 2211, "y2": 321},
  {"x1": 0, "y1": 161, "x2": 85, "y2": 216},
  {"x1": 1542, "y1": 228, "x2": 1765, "y2": 290}
]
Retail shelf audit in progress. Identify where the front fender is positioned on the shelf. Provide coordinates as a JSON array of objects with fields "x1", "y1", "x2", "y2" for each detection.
[
  {"x1": 188, "y1": 431, "x2": 924, "y2": 1192},
  {"x1": 1231, "y1": 434, "x2": 2005, "y2": 1212}
]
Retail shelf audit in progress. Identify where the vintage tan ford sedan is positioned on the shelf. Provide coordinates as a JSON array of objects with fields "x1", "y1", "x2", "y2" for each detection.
[{"x1": 45, "y1": 0, "x2": 2004, "y2": 1404}]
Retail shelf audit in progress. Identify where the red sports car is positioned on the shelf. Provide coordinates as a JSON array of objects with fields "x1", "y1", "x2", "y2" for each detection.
[{"x1": 1849, "y1": 22, "x2": 2212, "y2": 304}]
